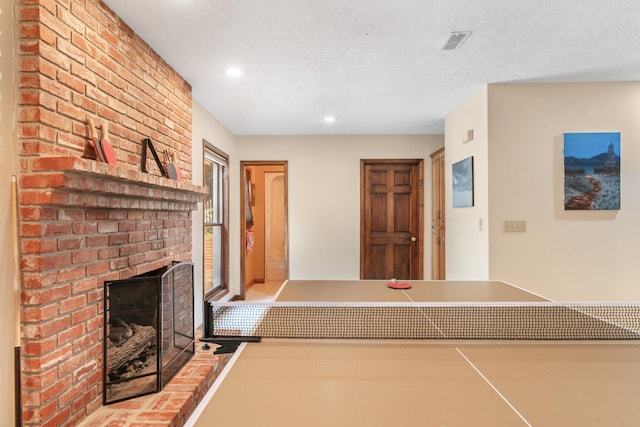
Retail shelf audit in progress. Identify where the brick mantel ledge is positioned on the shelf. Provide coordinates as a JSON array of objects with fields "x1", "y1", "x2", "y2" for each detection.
[{"x1": 21, "y1": 157, "x2": 204, "y2": 210}]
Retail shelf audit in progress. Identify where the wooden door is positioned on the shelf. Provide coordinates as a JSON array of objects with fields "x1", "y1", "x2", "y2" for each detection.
[
  {"x1": 360, "y1": 159, "x2": 423, "y2": 280},
  {"x1": 430, "y1": 148, "x2": 445, "y2": 279}
]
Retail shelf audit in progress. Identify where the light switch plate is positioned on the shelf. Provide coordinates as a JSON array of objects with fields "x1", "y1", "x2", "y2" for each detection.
[{"x1": 504, "y1": 220, "x2": 526, "y2": 232}]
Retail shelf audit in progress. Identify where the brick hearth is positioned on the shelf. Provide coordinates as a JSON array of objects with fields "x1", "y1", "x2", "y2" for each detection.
[{"x1": 79, "y1": 329, "x2": 231, "y2": 427}]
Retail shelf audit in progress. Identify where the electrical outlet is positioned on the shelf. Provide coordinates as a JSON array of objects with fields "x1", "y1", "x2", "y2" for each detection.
[{"x1": 504, "y1": 220, "x2": 526, "y2": 232}]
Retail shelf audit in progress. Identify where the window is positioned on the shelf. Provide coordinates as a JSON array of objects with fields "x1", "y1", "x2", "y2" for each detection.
[{"x1": 203, "y1": 144, "x2": 229, "y2": 299}]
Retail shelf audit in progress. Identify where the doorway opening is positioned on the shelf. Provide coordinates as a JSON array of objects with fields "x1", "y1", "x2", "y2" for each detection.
[{"x1": 240, "y1": 161, "x2": 289, "y2": 299}]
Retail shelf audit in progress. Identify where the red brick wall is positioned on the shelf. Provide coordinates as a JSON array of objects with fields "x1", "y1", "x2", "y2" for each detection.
[
  {"x1": 17, "y1": 0, "x2": 192, "y2": 177},
  {"x1": 16, "y1": 1, "x2": 197, "y2": 425}
]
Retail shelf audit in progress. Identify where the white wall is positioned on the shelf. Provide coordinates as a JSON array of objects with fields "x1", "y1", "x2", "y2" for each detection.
[
  {"x1": 191, "y1": 101, "x2": 238, "y2": 325},
  {"x1": 444, "y1": 87, "x2": 490, "y2": 279},
  {"x1": 0, "y1": 0, "x2": 17, "y2": 422},
  {"x1": 237, "y1": 135, "x2": 443, "y2": 280},
  {"x1": 487, "y1": 83, "x2": 640, "y2": 301}
]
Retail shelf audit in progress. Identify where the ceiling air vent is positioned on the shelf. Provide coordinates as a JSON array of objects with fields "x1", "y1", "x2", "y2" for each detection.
[{"x1": 440, "y1": 31, "x2": 472, "y2": 50}]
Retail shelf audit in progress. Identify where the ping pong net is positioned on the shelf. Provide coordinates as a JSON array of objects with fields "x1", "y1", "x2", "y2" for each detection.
[{"x1": 203, "y1": 301, "x2": 640, "y2": 342}]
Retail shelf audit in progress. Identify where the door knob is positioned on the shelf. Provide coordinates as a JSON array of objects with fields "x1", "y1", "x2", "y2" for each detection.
[{"x1": 411, "y1": 236, "x2": 417, "y2": 242}]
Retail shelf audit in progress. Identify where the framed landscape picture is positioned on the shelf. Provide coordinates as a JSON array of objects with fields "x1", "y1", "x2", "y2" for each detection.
[
  {"x1": 563, "y1": 132, "x2": 620, "y2": 210},
  {"x1": 452, "y1": 156, "x2": 474, "y2": 208}
]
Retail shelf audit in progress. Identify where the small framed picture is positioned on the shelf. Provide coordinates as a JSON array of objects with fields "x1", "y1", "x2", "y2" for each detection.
[
  {"x1": 563, "y1": 132, "x2": 620, "y2": 210},
  {"x1": 452, "y1": 156, "x2": 474, "y2": 208}
]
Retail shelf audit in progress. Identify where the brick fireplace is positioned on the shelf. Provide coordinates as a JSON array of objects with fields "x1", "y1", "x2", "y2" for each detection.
[
  {"x1": 18, "y1": 159, "x2": 203, "y2": 426},
  {"x1": 16, "y1": 1, "x2": 203, "y2": 425}
]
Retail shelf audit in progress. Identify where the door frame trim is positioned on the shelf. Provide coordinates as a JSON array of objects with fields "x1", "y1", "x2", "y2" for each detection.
[
  {"x1": 359, "y1": 159, "x2": 424, "y2": 279},
  {"x1": 430, "y1": 147, "x2": 446, "y2": 280}
]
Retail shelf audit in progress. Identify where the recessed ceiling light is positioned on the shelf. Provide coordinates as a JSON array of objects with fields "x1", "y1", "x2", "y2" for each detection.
[
  {"x1": 324, "y1": 116, "x2": 336, "y2": 123},
  {"x1": 225, "y1": 67, "x2": 244, "y2": 77}
]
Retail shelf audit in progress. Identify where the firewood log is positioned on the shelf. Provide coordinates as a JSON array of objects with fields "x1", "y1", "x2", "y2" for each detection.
[{"x1": 107, "y1": 323, "x2": 156, "y2": 375}]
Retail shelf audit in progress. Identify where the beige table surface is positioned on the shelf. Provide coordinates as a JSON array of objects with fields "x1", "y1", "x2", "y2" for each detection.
[
  {"x1": 275, "y1": 279, "x2": 547, "y2": 302},
  {"x1": 191, "y1": 339, "x2": 640, "y2": 427},
  {"x1": 188, "y1": 280, "x2": 640, "y2": 427}
]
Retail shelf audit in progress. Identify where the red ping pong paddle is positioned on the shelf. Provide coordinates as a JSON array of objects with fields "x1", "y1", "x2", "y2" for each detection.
[
  {"x1": 165, "y1": 149, "x2": 178, "y2": 180},
  {"x1": 171, "y1": 151, "x2": 182, "y2": 181},
  {"x1": 87, "y1": 118, "x2": 106, "y2": 162},
  {"x1": 100, "y1": 122, "x2": 117, "y2": 165},
  {"x1": 387, "y1": 279, "x2": 412, "y2": 290}
]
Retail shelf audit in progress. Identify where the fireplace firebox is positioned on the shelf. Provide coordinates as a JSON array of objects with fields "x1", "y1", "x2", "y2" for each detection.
[{"x1": 104, "y1": 262, "x2": 195, "y2": 404}]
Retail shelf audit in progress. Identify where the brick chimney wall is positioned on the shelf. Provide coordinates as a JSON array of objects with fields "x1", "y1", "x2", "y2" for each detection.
[{"x1": 16, "y1": 1, "x2": 200, "y2": 426}]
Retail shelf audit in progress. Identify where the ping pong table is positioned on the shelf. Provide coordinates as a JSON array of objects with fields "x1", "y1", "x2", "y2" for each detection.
[{"x1": 186, "y1": 280, "x2": 640, "y2": 426}]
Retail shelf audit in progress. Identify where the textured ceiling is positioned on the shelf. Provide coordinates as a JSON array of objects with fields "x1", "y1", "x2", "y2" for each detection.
[{"x1": 102, "y1": 0, "x2": 640, "y2": 135}]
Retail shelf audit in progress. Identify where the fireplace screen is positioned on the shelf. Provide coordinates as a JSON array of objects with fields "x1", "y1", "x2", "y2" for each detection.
[{"x1": 104, "y1": 262, "x2": 194, "y2": 404}]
